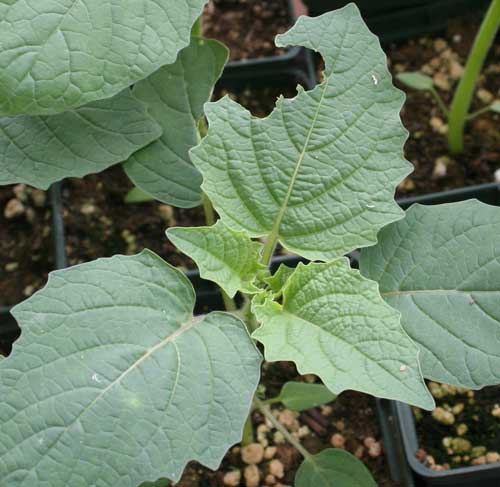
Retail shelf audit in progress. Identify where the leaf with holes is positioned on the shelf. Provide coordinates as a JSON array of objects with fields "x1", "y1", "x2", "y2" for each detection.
[
  {"x1": 123, "y1": 37, "x2": 228, "y2": 207},
  {"x1": 0, "y1": 0, "x2": 208, "y2": 115},
  {"x1": 0, "y1": 250, "x2": 261, "y2": 486},
  {"x1": 191, "y1": 4, "x2": 411, "y2": 261},
  {"x1": 295, "y1": 449, "x2": 376, "y2": 487},
  {"x1": 361, "y1": 201, "x2": 500, "y2": 389},
  {"x1": 252, "y1": 260, "x2": 434, "y2": 409},
  {"x1": 167, "y1": 220, "x2": 265, "y2": 298},
  {"x1": 0, "y1": 90, "x2": 162, "y2": 189}
]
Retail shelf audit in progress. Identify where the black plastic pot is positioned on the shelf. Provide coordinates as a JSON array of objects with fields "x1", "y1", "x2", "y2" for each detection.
[
  {"x1": 0, "y1": 183, "x2": 67, "y2": 356},
  {"x1": 221, "y1": 0, "x2": 316, "y2": 83},
  {"x1": 303, "y1": 0, "x2": 490, "y2": 44},
  {"x1": 378, "y1": 183, "x2": 500, "y2": 486}
]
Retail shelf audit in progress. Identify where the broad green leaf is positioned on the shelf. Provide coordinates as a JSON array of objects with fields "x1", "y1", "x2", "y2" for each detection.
[
  {"x1": 0, "y1": 250, "x2": 261, "y2": 486},
  {"x1": 396, "y1": 72, "x2": 434, "y2": 91},
  {"x1": 167, "y1": 220, "x2": 265, "y2": 298},
  {"x1": 360, "y1": 201, "x2": 500, "y2": 389},
  {"x1": 124, "y1": 37, "x2": 228, "y2": 207},
  {"x1": 252, "y1": 261, "x2": 434, "y2": 409},
  {"x1": 295, "y1": 449, "x2": 376, "y2": 487},
  {"x1": 0, "y1": 0, "x2": 208, "y2": 116},
  {"x1": 191, "y1": 4, "x2": 411, "y2": 261},
  {"x1": 0, "y1": 90, "x2": 162, "y2": 189},
  {"x1": 265, "y1": 264, "x2": 295, "y2": 294},
  {"x1": 275, "y1": 381, "x2": 336, "y2": 411}
]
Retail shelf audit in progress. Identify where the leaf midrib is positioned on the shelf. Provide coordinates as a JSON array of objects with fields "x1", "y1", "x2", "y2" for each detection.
[{"x1": 266, "y1": 77, "x2": 332, "y2": 246}]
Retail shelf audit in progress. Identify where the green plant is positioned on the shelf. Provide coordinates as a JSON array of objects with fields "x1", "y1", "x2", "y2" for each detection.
[
  {"x1": 397, "y1": 0, "x2": 500, "y2": 154},
  {"x1": 1, "y1": 3, "x2": 500, "y2": 486}
]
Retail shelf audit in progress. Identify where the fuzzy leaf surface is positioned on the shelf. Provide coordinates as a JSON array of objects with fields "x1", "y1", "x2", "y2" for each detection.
[
  {"x1": 0, "y1": 250, "x2": 261, "y2": 486},
  {"x1": 276, "y1": 382, "x2": 336, "y2": 411},
  {"x1": 295, "y1": 449, "x2": 376, "y2": 487},
  {"x1": 124, "y1": 38, "x2": 228, "y2": 207},
  {"x1": 361, "y1": 201, "x2": 500, "y2": 389},
  {"x1": 167, "y1": 220, "x2": 265, "y2": 298},
  {"x1": 0, "y1": 0, "x2": 207, "y2": 115},
  {"x1": 191, "y1": 4, "x2": 411, "y2": 261},
  {"x1": 0, "y1": 90, "x2": 161, "y2": 189},
  {"x1": 252, "y1": 261, "x2": 434, "y2": 409},
  {"x1": 265, "y1": 264, "x2": 295, "y2": 293}
]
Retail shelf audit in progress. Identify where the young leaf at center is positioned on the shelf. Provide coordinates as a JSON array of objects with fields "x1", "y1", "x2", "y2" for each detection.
[
  {"x1": 252, "y1": 260, "x2": 434, "y2": 409},
  {"x1": 191, "y1": 4, "x2": 412, "y2": 261},
  {"x1": 0, "y1": 251, "x2": 261, "y2": 486},
  {"x1": 167, "y1": 220, "x2": 265, "y2": 298}
]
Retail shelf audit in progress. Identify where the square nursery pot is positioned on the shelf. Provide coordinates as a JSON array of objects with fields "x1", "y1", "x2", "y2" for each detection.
[
  {"x1": 378, "y1": 183, "x2": 500, "y2": 487},
  {"x1": 221, "y1": 0, "x2": 316, "y2": 82},
  {"x1": 0, "y1": 183, "x2": 67, "y2": 356},
  {"x1": 302, "y1": 0, "x2": 491, "y2": 43}
]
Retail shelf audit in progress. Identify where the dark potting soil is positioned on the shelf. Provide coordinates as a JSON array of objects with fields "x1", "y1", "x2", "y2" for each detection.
[
  {"x1": 388, "y1": 16, "x2": 500, "y2": 197},
  {"x1": 61, "y1": 166, "x2": 206, "y2": 269},
  {"x1": 414, "y1": 384, "x2": 500, "y2": 470},
  {"x1": 203, "y1": 0, "x2": 291, "y2": 62},
  {"x1": 175, "y1": 362, "x2": 400, "y2": 487},
  {"x1": 0, "y1": 185, "x2": 54, "y2": 307}
]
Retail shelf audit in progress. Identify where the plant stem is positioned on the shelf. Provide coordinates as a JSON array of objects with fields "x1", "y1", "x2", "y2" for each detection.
[
  {"x1": 202, "y1": 193, "x2": 215, "y2": 226},
  {"x1": 254, "y1": 397, "x2": 312, "y2": 460},
  {"x1": 242, "y1": 414, "x2": 254, "y2": 446},
  {"x1": 447, "y1": 0, "x2": 500, "y2": 154},
  {"x1": 430, "y1": 88, "x2": 449, "y2": 117},
  {"x1": 466, "y1": 104, "x2": 494, "y2": 120},
  {"x1": 261, "y1": 236, "x2": 278, "y2": 267},
  {"x1": 192, "y1": 16, "x2": 203, "y2": 37}
]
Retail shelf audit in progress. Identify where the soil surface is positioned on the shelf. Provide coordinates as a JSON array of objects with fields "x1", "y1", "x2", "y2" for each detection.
[
  {"x1": 415, "y1": 383, "x2": 500, "y2": 470},
  {"x1": 174, "y1": 362, "x2": 400, "y2": 487},
  {"x1": 203, "y1": 0, "x2": 292, "y2": 62},
  {"x1": 388, "y1": 17, "x2": 500, "y2": 197},
  {"x1": 0, "y1": 185, "x2": 54, "y2": 307}
]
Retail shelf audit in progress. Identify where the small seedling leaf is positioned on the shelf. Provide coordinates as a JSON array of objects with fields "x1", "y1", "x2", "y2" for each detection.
[
  {"x1": 396, "y1": 72, "x2": 435, "y2": 91},
  {"x1": 167, "y1": 221, "x2": 266, "y2": 297},
  {"x1": 295, "y1": 449, "x2": 377, "y2": 487},
  {"x1": 276, "y1": 381, "x2": 336, "y2": 411}
]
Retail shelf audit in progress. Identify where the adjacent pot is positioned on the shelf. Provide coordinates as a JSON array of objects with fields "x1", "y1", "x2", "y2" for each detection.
[
  {"x1": 303, "y1": 0, "x2": 490, "y2": 43},
  {"x1": 221, "y1": 0, "x2": 316, "y2": 82},
  {"x1": 0, "y1": 183, "x2": 67, "y2": 355},
  {"x1": 378, "y1": 183, "x2": 500, "y2": 487}
]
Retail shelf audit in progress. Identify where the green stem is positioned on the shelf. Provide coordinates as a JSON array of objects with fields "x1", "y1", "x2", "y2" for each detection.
[
  {"x1": 192, "y1": 16, "x2": 203, "y2": 37},
  {"x1": 202, "y1": 193, "x2": 215, "y2": 226},
  {"x1": 466, "y1": 104, "x2": 494, "y2": 120},
  {"x1": 430, "y1": 88, "x2": 449, "y2": 117},
  {"x1": 254, "y1": 398, "x2": 312, "y2": 460},
  {"x1": 261, "y1": 236, "x2": 278, "y2": 267},
  {"x1": 242, "y1": 414, "x2": 255, "y2": 446},
  {"x1": 447, "y1": 0, "x2": 500, "y2": 154}
]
